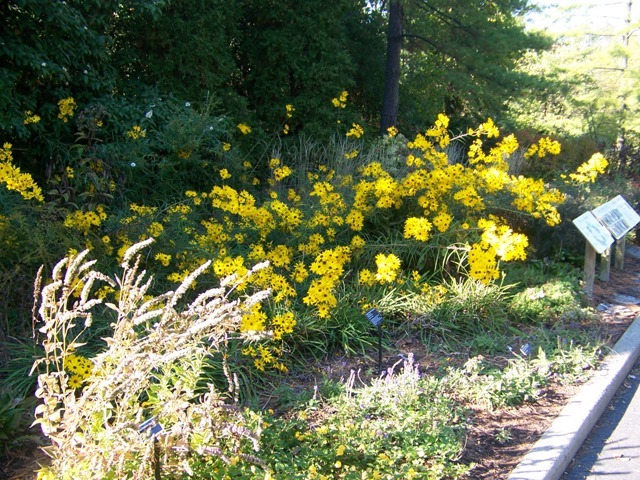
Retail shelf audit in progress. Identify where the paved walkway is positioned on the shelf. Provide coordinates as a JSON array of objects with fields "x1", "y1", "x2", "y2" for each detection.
[
  {"x1": 562, "y1": 359, "x2": 640, "y2": 479},
  {"x1": 507, "y1": 314, "x2": 640, "y2": 480},
  {"x1": 508, "y1": 247, "x2": 640, "y2": 480}
]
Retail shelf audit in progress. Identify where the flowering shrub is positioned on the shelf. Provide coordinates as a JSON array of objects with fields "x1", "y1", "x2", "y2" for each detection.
[
  {"x1": 4, "y1": 101, "x2": 610, "y2": 369},
  {"x1": 0, "y1": 142, "x2": 43, "y2": 202},
  {"x1": 30, "y1": 110, "x2": 607, "y2": 368}
]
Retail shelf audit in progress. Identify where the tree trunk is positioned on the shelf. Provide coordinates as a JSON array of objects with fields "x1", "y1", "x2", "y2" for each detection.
[
  {"x1": 380, "y1": 0, "x2": 403, "y2": 134},
  {"x1": 616, "y1": 0, "x2": 632, "y2": 170}
]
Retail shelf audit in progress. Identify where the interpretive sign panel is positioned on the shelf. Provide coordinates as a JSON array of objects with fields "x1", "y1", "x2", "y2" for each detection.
[
  {"x1": 573, "y1": 211, "x2": 614, "y2": 254},
  {"x1": 592, "y1": 195, "x2": 640, "y2": 239}
]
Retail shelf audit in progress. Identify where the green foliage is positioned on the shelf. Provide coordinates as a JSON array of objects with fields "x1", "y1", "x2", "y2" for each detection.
[
  {"x1": 111, "y1": 0, "x2": 244, "y2": 107},
  {"x1": 192, "y1": 356, "x2": 471, "y2": 479},
  {"x1": 382, "y1": 0, "x2": 552, "y2": 129},
  {"x1": 510, "y1": 279, "x2": 588, "y2": 324},
  {"x1": 237, "y1": 0, "x2": 363, "y2": 137},
  {"x1": 0, "y1": 0, "x2": 117, "y2": 137},
  {"x1": 512, "y1": 2, "x2": 640, "y2": 162},
  {"x1": 0, "y1": 390, "x2": 38, "y2": 455},
  {"x1": 445, "y1": 354, "x2": 549, "y2": 409}
]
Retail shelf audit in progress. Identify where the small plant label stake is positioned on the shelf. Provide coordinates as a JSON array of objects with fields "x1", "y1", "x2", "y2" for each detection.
[
  {"x1": 139, "y1": 417, "x2": 164, "y2": 480},
  {"x1": 366, "y1": 308, "x2": 384, "y2": 374}
]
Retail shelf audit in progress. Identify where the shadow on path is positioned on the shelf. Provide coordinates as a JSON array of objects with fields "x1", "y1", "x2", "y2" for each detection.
[{"x1": 562, "y1": 360, "x2": 640, "y2": 479}]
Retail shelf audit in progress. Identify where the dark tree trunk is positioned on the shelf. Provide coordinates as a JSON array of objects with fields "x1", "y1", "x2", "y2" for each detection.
[
  {"x1": 616, "y1": 0, "x2": 632, "y2": 170},
  {"x1": 380, "y1": 0, "x2": 403, "y2": 134}
]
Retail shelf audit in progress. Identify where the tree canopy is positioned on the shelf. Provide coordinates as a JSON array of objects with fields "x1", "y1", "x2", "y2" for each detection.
[
  {"x1": 377, "y1": 0, "x2": 550, "y2": 132},
  {"x1": 511, "y1": 1, "x2": 640, "y2": 165}
]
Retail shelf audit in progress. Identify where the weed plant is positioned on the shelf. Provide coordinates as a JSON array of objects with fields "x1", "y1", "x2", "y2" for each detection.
[{"x1": 32, "y1": 240, "x2": 272, "y2": 479}]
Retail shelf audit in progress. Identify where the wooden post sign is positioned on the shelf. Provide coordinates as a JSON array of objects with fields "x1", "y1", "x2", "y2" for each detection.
[
  {"x1": 573, "y1": 195, "x2": 640, "y2": 295},
  {"x1": 592, "y1": 195, "x2": 640, "y2": 270},
  {"x1": 573, "y1": 211, "x2": 614, "y2": 294}
]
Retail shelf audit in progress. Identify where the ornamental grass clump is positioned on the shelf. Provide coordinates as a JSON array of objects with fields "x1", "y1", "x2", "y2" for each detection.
[{"x1": 31, "y1": 239, "x2": 271, "y2": 480}]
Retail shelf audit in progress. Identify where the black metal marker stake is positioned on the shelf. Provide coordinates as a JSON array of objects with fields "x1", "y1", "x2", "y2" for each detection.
[
  {"x1": 377, "y1": 323, "x2": 382, "y2": 375},
  {"x1": 365, "y1": 308, "x2": 384, "y2": 375}
]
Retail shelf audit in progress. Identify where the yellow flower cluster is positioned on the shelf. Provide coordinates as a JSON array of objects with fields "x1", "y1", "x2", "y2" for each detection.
[
  {"x1": 568, "y1": 153, "x2": 608, "y2": 183},
  {"x1": 304, "y1": 246, "x2": 351, "y2": 318},
  {"x1": 63, "y1": 206, "x2": 106, "y2": 235},
  {"x1": 285, "y1": 104, "x2": 295, "y2": 118},
  {"x1": 0, "y1": 143, "x2": 44, "y2": 202},
  {"x1": 425, "y1": 113, "x2": 450, "y2": 148},
  {"x1": 63, "y1": 353, "x2": 93, "y2": 389},
  {"x1": 525, "y1": 137, "x2": 561, "y2": 158},
  {"x1": 154, "y1": 253, "x2": 171, "y2": 266},
  {"x1": 273, "y1": 165, "x2": 292, "y2": 181},
  {"x1": 237, "y1": 123, "x2": 252, "y2": 135},
  {"x1": 242, "y1": 344, "x2": 288, "y2": 372},
  {"x1": 510, "y1": 176, "x2": 564, "y2": 226},
  {"x1": 331, "y1": 91, "x2": 348, "y2": 108},
  {"x1": 344, "y1": 149, "x2": 359, "y2": 159},
  {"x1": 404, "y1": 217, "x2": 432, "y2": 242},
  {"x1": 468, "y1": 242, "x2": 500, "y2": 284},
  {"x1": 97, "y1": 113, "x2": 580, "y2": 371},
  {"x1": 240, "y1": 304, "x2": 267, "y2": 332},
  {"x1": 346, "y1": 123, "x2": 364, "y2": 139},
  {"x1": 478, "y1": 218, "x2": 529, "y2": 262},
  {"x1": 23, "y1": 111, "x2": 41, "y2": 125},
  {"x1": 374, "y1": 253, "x2": 401, "y2": 284},
  {"x1": 57, "y1": 97, "x2": 76, "y2": 123},
  {"x1": 126, "y1": 125, "x2": 146, "y2": 140}
]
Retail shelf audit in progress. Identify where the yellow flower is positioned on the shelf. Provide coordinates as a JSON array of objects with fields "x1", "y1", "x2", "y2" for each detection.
[
  {"x1": 336, "y1": 444, "x2": 346, "y2": 456},
  {"x1": 0, "y1": 144, "x2": 44, "y2": 202},
  {"x1": 285, "y1": 104, "x2": 295, "y2": 118},
  {"x1": 126, "y1": 125, "x2": 146, "y2": 140},
  {"x1": 331, "y1": 91, "x2": 348, "y2": 108},
  {"x1": 404, "y1": 217, "x2": 432, "y2": 242},
  {"x1": 24, "y1": 111, "x2": 41, "y2": 125},
  {"x1": 219, "y1": 168, "x2": 231, "y2": 180},
  {"x1": 269, "y1": 157, "x2": 281, "y2": 168},
  {"x1": 568, "y1": 153, "x2": 608, "y2": 183},
  {"x1": 346, "y1": 123, "x2": 364, "y2": 139},
  {"x1": 147, "y1": 221, "x2": 164, "y2": 237},
  {"x1": 67, "y1": 374, "x2": 83, "y2": 389},
  {"x1": 386, "y1": 126, "x2": 398, "y2": 137},
  {"x1": 525, "y1": 137, "x2": 561, "y2": 159},
  {"x1": 237, "y1": 123, "x2": 252, "y2": 135},
  {"x1": 154, "y1": 253, "x2": 172, "y2": 266},
  {"x1": 57, "y1": 97, "x2": 76, "y2": 122},
  {"x1": 375, "y1": 253, "x2": 401, "y2": 284},
  {"x1": 222, "y1": 142, "x2": 231, "y2": 151},
  {"x1": 273, "y1": 165, "x2": 292, "y2": 181}
]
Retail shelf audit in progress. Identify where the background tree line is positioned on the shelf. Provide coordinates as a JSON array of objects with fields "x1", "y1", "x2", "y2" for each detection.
[
  {"x1": 0, "y1": 1, "x2": 558, "y2": 172},
  {"x1": 1, "y1": 0, "x2": 639, "y2": 200}
]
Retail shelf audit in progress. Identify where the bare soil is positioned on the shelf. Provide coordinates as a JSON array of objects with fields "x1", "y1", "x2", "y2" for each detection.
[{"x1": 4, "y1": 257, "x2": 640, "y2": 480}]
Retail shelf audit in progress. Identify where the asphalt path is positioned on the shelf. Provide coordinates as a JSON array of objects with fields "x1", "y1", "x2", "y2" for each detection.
[{"x1": 562, "y1": 359, "x2": 640, "y2": 479}]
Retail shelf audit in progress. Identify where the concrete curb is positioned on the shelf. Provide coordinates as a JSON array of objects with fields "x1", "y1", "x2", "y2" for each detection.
[{"x1": 507, "y1": 314, "x2": 640, "y2": 480}]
